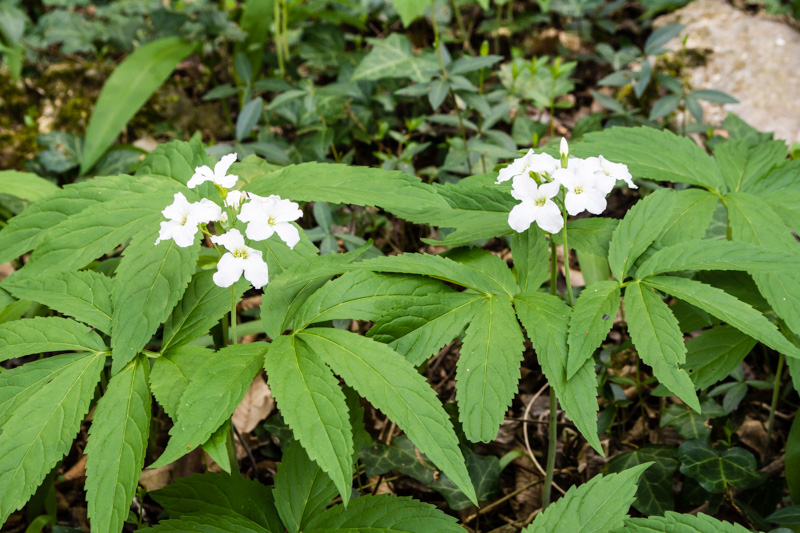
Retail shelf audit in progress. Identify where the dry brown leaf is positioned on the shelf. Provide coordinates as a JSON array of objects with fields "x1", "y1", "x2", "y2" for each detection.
[
  {"x1": 63, "y1": 454, "x2": 87, "y2": 481},
  {"x1": 737, "y1": 418, "x2": 767, "y2": 452},
  {"x1": 232, "y1": 374, "x2": 275, "y2": 434},
  {"x1": 139, "y1": 464, "x2": 176, "y2": 492}
]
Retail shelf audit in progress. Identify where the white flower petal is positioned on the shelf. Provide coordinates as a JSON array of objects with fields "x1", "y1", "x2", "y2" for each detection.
[
  {"x1": 244, "y1": 221, "x2": 275, "y2": 242},
  {"x1": 551, "y1": 167, "x2": 576, "y2": 189},
  {"x1": 225, "y1": 190, "x2": 245, "y2": 209},
  {"x1": 214, "y1": 153, "x2": 237, "y2": 177},
  {"x1": 273, "y1": 199, "x2": 303, "y2": 222},
  {"x1": 496, "y1": 150, "x2": 532, "y2": 183},
  {"x1": 162, "y1": 192, "x2": 191, "y2": 220},
  {"x1": 242, "y1": 252, "x2": 269, "y2": 289},
  {"x1": 539, "y1": 180, "x2": 561, "y2": 199},
  {"x1": 215, "y1": 173, "x2": 238, "y2": 189},
  {"x1": 511, "y1": 175, "x2": 540, "y2": 201},
  {"x1": 534, "y1": 200, "x2": 565, "y2": 234},
  {"x1": 560, "y1": 137, "x2": 569, "y2": 158},
  {"x1": 213, "y1": 253, "x2": 244, "y2": 287},
  {"x1": 582, "y1": 189, "x2": 608, "y2": 215},
  {"x1": 190, "y1": 198, "x2": 223, "y2": 223},
  {"x1": 211, "y1": 228, "x2": 246, "y2": 252},
  {"x1": 172, "y1": 224, "x2": 199, "y2": 247},
  {"x1": 508, "y1": 200, "x2": 537, "y2": 233},
  {"x1": 564, "y1": 191, "x2": 587, "y2": 216},
  {"x1": 187, "y1": 166, "x2": 214, "y2": 189},
  {"x1": 274, "y1": 222, "x2": 300, "y2": 249}
]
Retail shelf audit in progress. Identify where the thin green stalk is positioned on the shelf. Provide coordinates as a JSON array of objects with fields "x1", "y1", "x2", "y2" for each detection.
[
  {"x1": 274, "y1": 0, "x2": 285, "y2": 78},
  {"x1": 549, "y1": 75, "x2": 557, "y2": 139},
  {"x1": 560, "y1": 208, "x2": 574, "y2": 306},
  {"x1": 543, "y1": 235, "x2": 559, "y2": 509},
  {"x1": 230, "y1": 286, "x2": 238, "y2": 345},
  {"x1": 765, "y1": 350, "x2": 785, "y2": 461},
  {"x1": 449, "y1": 0, "x2": 468, "y2": 48}
]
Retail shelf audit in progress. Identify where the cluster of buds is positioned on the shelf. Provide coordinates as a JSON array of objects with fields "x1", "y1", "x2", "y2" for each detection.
[
  {"x1": 497, "y1": 138, "x2": 636, "y2": 234},
  {"x1": 155, "y1": 154, "x2": 302, "y2": 289}
]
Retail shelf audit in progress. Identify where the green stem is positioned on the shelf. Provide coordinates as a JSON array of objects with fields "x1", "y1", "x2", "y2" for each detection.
[
  {"x1": 765, "y1": 350, "x2": 785, "y2": 461},
  {"x1": 230, "y1": 286, "x2": 238, "y2": 345},
  {"x1": 561, "y1": 209, "x2": 574, "y2": 306},
  {"x1": 274, "y1": 0, "x2": 285, "y2": 78},
  {"x1": 549, "y1": 75, "x2": 557, "y2": 139},
  {"x1": 543, "y1": 235, "x2": 559, "y2": 509}
]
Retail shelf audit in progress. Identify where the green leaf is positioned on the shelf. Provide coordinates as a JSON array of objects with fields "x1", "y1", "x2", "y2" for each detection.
[
  {"x1": 1, "y1": 270, "x2": 113, "y2": 333},
  {"x1": 786, "y1": 412, "x2": 800, "y2": 504},
  {"x1": 85, "y1": 354, "x2": 151, "y2": 533},
  {"x1": 112, "y1": 222, "x2": 199, "y2": 373},
  {"x1": 635, "y1": 239, "x2": 800, "y2": 279},
  {"x1": 677, "y1": 440, "x2": 763, "y2": 494},
  {"x1": 351, "y1": 34, "x2": 431, "y2": 82},
  {"x1": 391, "y1": 0, "x2": 428, "y2": 27},
  {"x1": 149, "y1": 346, "x2": 210, "y2": 419},
  {"x1": 443, "y1": 247, "x2": 517, "y2": 297},
  {"x1": 273, "y1": 440, "x2": 338, "y2": 533},
  {"x1": 522, "y1": 464, "x2": 650, "y2": 533},
  {"x1": 150, "y1": 473, "x2": 282, "y2": 532},
  {"x1": 660, "y1": 403, "x2": 710, "y2": 439},
  {"x1": 81, "y1": 37, "x2": 196, "y2": 174},
  {"x1": 135, "y1": 138, "x2": 214, "y2": 187},
  {"x1": 605, "y1": 446, "x2": 678, "y2": 516},
  {"x1": 574, "y1": 127, "x2": 724, "y2": 190},
  {"x1": 657, "y1": 189, "x2": 719, "y2": 247},
  {"x1": 0, "y1": 351, "x2": 104, "y2": 524},
  {"x1": 304, "y1": 494, "x2": 463, "y2": 532},
  {"x1": 715, "y1": 139, "x2": 788, "y2": 193},
  {"x1": 624, "y1": 282, "x2": 699, "y2": 411},
  {"x1": 643, "y1": 275, "x2": 800, "y2": 360},
  {"x1": 456, "y1": 295, "x2": 524, "y2": 442},
  {"x1": 367, "y1": 292, "x2": 484, "y2": 366},
  {"x1": 0, "y1": 171, "x2": 58, "y2": 202},
  {"x1": 767, "y1": 506, "x2": 800, "y2": 525},
  {"x1": 567, "y1": 281, "x2": 621, "y2": 379},
  {"x1": 683, "y1": 326, "x2": 757, "y2": 390},
  {"x1": 514, "y1": 291, "x2": 602, "y2": 452},
  {"x1": 161, "y1": 271, "x2": 247, "y2": 353},
  {"x1": 150, "y1": 343, "x2": 267, "y2": 468},
  {"x1": 297, "y1": 328, "x2": 477, "y2": 504},
  {"x1": 608, "y1": 189, "x2": 677, "y2": 281},
  {"x1": 139, "y1": 514, "x2": 271, "y2": 532},
  {"x1": 0, "y1": 316, "x2": 107, "y2": 364},
  {"x1": 511, "y1": 229, "x2": 550, "y2": 293},
  {"x1": 551, "y1": 217, "x2": 620, "y2": 258},
  {"x1": 617, "y1": 511, "x2": 754, "y2": 532},
  {"x1": 264, "y1": 335, "x2": 353, "y2": 505}
]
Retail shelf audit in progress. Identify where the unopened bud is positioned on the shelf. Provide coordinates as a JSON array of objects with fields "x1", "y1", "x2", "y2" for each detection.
[
  {"x1": 480, "y1": 41, "x2": 489, "y2": 56},
  {"x1": 560, "y1": 137, "x2": 569, "y2": 168}
]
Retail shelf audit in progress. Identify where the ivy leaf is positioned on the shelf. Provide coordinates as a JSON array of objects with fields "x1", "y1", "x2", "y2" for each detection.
[
  {"x1": 265, "y1": 335, "x2": 353, "y2": 505},
  {"x1": 298, "y1": 328, "x2": 477, "y2": 504},
  {"x1": 150, "y1": 343, "x2": 267, "y2": 468},
  {"x1": 514, "y1": 291, "x2": 602, "y2": 452},
  {"x1": 273, "y1": 440, "x2": 338, "y2": 533},
  {"x1": 456, "y1": 295, "x2": 524, "y2": 443},
  {"x1": 657, "y1": 189, "x2": 719, "y2": 247},
  {"x1": 0, "y1": 316, "x2": 107, "y2": 364},
  {"x1": 522, "y1": 464, "x2": 650, "y2": 533},
  {"x1": 511, "y1": 229, "x2": 550, "y2": 293},
  {"x1": 112, "y1": 222, "x2": 199, "y2": 373},
  {"x1": 85, "y1": 354, "x2": 151, "y2": 533},
  {"x1": 0, "y1": 351, "x2": 104, "y2": 524},
  {"x1": 391, "y1": 0, "x2": 429, "y2": 27},
  {"x1": 605, "y1": 445, "x2": 679, "y2": 516},
  {"x1": 624, "y1": 282, "x2": 700, "y2": 411},
  {"x1": 351, "y1": 33, "x2": 431, "y2": 82},
  {"x1": 367, "y1": 292, "x2": 484, "y2": 366},
  {"x1": 567, "y1": 281, "x2": 621, "y2": 379},
  {"x1": 1, "y1": 270, "x2": 114, "y2": 333},
  {"x1": 608, "y1": 189, "x2": 677, "y2": 281},
  {"x1": 677, "y1": 440, "x2": 764, "y2": 494},
  {"x1": 660, "y1": 404, "x2": 711, "y2": 440},
  {"x1": 304, "y1": 494, "x2": 464, "y2": 532}
]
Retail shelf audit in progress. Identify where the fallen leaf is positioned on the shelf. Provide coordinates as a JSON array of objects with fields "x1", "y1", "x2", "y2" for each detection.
[{"x1": 232, "y1": 374, "x2": 275, "y2": 434}]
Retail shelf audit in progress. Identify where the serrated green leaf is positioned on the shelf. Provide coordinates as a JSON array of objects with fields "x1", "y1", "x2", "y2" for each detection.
[
  {"x1": 112, "y1": 222, "x2": 199, "y2": 373},
  {"x1": 351, "y1": 34, "x2": 431, "y2": 82},
  {"x1": 608, "y1": 189, "x2": 677, "y2": 281},
  {"x1": 304, "y1": 494, "x2": 463, "y2": 532},
  {"x1": 161, "y1": 272, "x2": 247, "y2": 353},
  {"x1": 135, "y1": 138, "x2": 214, "y2": 187},
  {"x1": 624, "y1": 282, "x2": 699, "y2": 411},
  {"x1": 616, "y1": 511, "x2": 754, "y2": 532},
  {"x1": 150, "y1": 472, "x2": 282, "y2": 532},
  {"x1": 567, "y1": 281, "x2": 621, "y2": 379},
  {"x1": 150, "y1": 343, "x2": 267, "y2": 468},
  {"x1": 0, "y1": 351, "x2": 104, "y2": 524},
  {"x1": 643, "y1": 275, "x2": 800, "y2": 360},
  {"x1": 0, "y1": 171, "x2": 58, "y2": 202},
  {"x1": 456, "y1": 295, "x2": 524, "y2": 442},
  {"x1": 657, "y1": 189, "x2": 719, "y2": 247},
  {"x1": 574, "y1": 127, "x2": 724, "y2": 190},
  {"x1": 1, "y1": 270, "x2": 113, "y2": 333},
  {"x1": 297, "y1": 328, "x2": 477, "y2": 504},
  {"x1": 605, "y1": 446, "x2": 678, "y2": 517},
  {"x1": 443, "y1": 247, "x2": 517, "y2": 297},
  {"x1": 715, "y1": 139, "x2": 788, "y2": 193},
  {"x1": 273, "y1": 440, "x2": 338, "y2": 533},
  {"x1": 511, "y1": 229, "x2": 550, "y2": 293},
  {"x1": 367, "y1": 292, "x2": 484, "y2": 366},
  {"x1": 550, "y1": 217, "x2": 619, "y2": 258},
  {"x1": 514, "y1": 291, "x2": 602, "y2": 452},
  {"x1": 522, "y1": 464, "x2": 650, "y2": 533},
  {"x1": 635, "y1": 239, "x2": 800, "y2": 279},
  {"x1": 264, "y1": 335, "x2": 353, "y2": 505},
  {"x1": 149, "y1": 346, "x2": 211, "y2": 419},
  {"x1": 0, "y1": 316, "x2": 107, "y2": 364},
  {"x1": 677, "y1": 440, "x2": 763, "y2": 494},
  {"x1": 683, "y1": 326, "x2": 757, "y2": 390},
  {"x1": 139, "y1": 514, "x2": 271, "y2": 533},
  {"x1": 85, "y1": 354, "x2": 151, "y2": 533}
]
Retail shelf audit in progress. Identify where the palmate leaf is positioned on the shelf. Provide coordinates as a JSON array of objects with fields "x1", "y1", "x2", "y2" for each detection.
[
  {"x1": 112, "y1": 223, "x2": 199, "y2": 373},
  {"x1": 1, "y1": 270, "x2": 114, "y2": 333},
  {"x1": 304, "y1": 494, "x2": 464, "y2": 533},
  {"x1": 0, "y1": 351, "x2": 104, "y2": 524},
  {"x1": 149, "y1": 472, "x2": 282, "y2": 533},
  {"x1": 567, "y1": 281, "x2": 621, "y2": 379},
  {"x1": 511, "y1": 229, "x2": 550, "y2": 293},
  {"x1": 85, "y1": 354, "x2": 151, "y2": 533},
  {"x1": 624, "y1": 282, "x2": 699, "y2": 411},
  {"x1": 514, "y1": 291, "x2": 602, "y2": 452},
  {"x1": 367, "y1": 292, "x2": 484, "y2": 366},
  {"x1": 677, "y1": 440, "x2": 763, "y2": 494},
  {"x1": 456, "y1": 295, "x2": 524, "y2": 443},
  {"x1": 605, "y1": 445, "x2": 679, "y2": 517},
  {"x1": 150, "y1": 343, "x2": 267, "y2": 468},
  {"x1": 297, "y1": 328, "x2": 477, "y2": 504},
  {"x1": 715, "y1": 139, "x2": 788, "y2": 193},
  {"x1": 443, "y1": 247, "x2": 517, "y2": 297},
  {"x1": 608, "y1": 189, "x2": 677, "y2": 281},
  {"x1": 0, "y1": 316, "x2": 107, "y2": 364},
  {"x1": 643, "y1": 276, "x2": 800, "y2": 360},
  {"x1": 656, "y1": 189, "x2": 719, "y2": 247},
  {"x1": 616, "y1": 511, "x2": 753, "y2": 533},
  {"x1": 273, "y1": 440, "x2": 338, "y2": 533},
  {"x1": 522, "y1": 464, "x2": 650, "y2": 533},
  {"x1": 264, "y1": 335, "x2": 353, "y2": 505}
]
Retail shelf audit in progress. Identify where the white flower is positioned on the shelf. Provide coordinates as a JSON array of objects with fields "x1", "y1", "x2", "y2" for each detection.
[
  {"x1": 237, "y1": 194, "x2": 303, "y2": 249},
  {"x1": 593, "y1": 155, "x2": 636, "y2": 193},
  {"x1": 225, "y1": 190, "x2": 246, "y2": 209},
  {"x1": 560, "y1": 137, "x2": 569, "y2": 159},
  {"x1": 155, "y1": 193, "x2": 222, "y2": 247},
  {"x1": 187, "y1": 153, "x2": 238, "y2": 189},
  {"x1": 496, "y1": 149, "x2": 559, "y2": 184},
  {"x1": 507, "y1": 176, "x2": 564, "y2": 234},
  {"x1": 210, "y1": 229, "x2": 269, "y2": 289},
  {"x1": 554, "y1": 162, "x2": 608, "y2": 216}
]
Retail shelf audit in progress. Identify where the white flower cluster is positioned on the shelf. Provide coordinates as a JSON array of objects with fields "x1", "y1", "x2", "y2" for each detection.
[
  {"x1": 496, "y1": 138, "x2": 636, "y2": 234},
  {"x1": 155, "y1": 153, "x2": 302, "y2": 289}
]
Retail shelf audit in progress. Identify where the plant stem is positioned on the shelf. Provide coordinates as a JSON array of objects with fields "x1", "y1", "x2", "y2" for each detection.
[
  {"x1": 560, "y1": 209, "x2": 574, "y2": 306},
  {"x1": 765, "y1": 350, "x2": 785, "y2": 461},
  {"x1": 274, "y1": 0, "x2": 285, "y2": 78},
  {"x1": 230, "y1": 286, "x2": 238, "y2": 345},
  {"x1": 543, "y1": 235, "x2": 559, "y2": 509}
]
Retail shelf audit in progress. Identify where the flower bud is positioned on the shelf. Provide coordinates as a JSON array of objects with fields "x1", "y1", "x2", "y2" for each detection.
[{"x1": 560, "y1": 137, "x2": 569, "y2": 168}]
